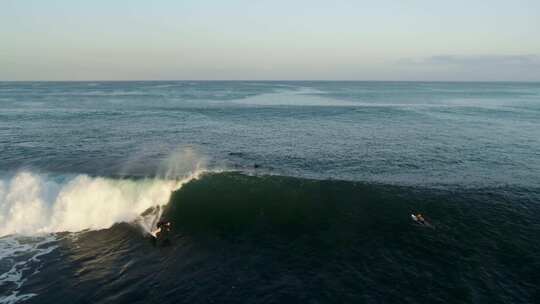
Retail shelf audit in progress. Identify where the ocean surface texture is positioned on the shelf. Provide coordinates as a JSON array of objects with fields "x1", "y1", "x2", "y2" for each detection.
[{"x1": 1, "y1": 81, "x2": 539, "y2": 303}]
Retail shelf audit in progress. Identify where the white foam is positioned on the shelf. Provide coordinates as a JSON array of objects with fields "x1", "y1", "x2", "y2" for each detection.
[
  {"x1": 0, "y1": 170, "x2": 202, "y2": 237},
  {"x1": 0, "y1": 291, "x2": 36, "y2": 304},
  {"x1": 0, "y1": 235, "x2": 57, "y2": 304}
]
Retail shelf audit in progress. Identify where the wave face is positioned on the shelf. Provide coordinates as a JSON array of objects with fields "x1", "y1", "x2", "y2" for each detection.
[
  {"x1": 2, "y1": 172, "x2": 538, "y2": 304},
  {"x1": 0, "y1": 171, "x2": 199, "y2": 236}
]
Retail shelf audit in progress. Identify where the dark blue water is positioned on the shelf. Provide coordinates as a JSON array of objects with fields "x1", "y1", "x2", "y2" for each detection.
[
  {"x1": 2, "y1": 81, "x2": 539, "y2": 186},
  {"x1": 1, "y1": 82, "x2": 539, "y2": 303}
]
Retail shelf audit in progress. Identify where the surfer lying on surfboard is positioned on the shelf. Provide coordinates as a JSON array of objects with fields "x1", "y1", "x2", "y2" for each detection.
[{"x1": 411, "y1": 213, "x2": 434, "y2": 228}]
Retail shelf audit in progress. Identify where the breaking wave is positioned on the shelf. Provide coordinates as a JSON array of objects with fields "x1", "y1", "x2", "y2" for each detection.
[{"x1": 0, "y1": 171, "x2": 203, "y2": 237}]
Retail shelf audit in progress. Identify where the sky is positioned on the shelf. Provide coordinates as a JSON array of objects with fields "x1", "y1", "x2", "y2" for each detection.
[{"x1": 1, "y1": 0, "x2": 539, "y2": 81}]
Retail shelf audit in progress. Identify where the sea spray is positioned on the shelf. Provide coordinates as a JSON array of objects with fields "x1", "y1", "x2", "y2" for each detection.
[{"x1": 158, "y1": 147, "x2": 209, "y2": 180}]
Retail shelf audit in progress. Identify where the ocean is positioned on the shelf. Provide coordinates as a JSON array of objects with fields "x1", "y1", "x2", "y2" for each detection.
[{"x1": 0, "y1": 81, "x2": 539, "y2": 303}]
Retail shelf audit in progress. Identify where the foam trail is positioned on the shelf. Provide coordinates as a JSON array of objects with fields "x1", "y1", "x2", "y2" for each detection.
[
  {"x1": 0, "y1": 235, "x2": 57, "y2": 304},
  {"x1": 0, "y1": 170, "x2": 202, "y2": 237}
]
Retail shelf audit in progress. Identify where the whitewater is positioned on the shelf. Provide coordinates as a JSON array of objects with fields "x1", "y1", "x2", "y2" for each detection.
[{"x1": 0, "y1": 172, "x2": 193, "y2": 236}]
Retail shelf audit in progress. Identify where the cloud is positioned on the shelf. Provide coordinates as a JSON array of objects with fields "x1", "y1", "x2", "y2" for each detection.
[{"x1": 399, "y1": 54, "x2": 540, "y2": 67}]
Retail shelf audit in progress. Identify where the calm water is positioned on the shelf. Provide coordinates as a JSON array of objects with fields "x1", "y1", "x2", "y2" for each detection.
[{"x1": 1, "y1": 82, "x2": 539, "y2": 303}]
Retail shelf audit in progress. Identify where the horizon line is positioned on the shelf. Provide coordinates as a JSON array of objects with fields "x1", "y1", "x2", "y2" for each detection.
[{"x1": 1, "y1": 79, "x2": 539, "y2": 83}]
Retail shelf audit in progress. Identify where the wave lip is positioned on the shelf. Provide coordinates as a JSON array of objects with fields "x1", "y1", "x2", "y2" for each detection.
[{"x1": 0, "y1": 170, "x2": 202, "y2": 237}]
